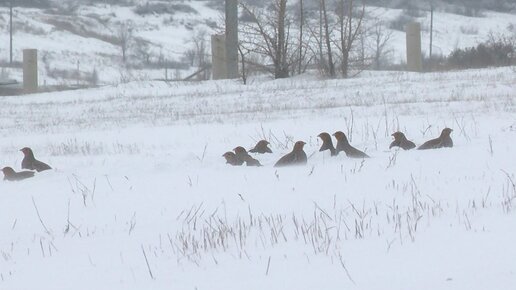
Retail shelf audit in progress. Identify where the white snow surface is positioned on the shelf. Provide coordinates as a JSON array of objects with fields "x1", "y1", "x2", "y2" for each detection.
[{"x1": 0, "y1": 67, "x2": 516, "y2": 289}]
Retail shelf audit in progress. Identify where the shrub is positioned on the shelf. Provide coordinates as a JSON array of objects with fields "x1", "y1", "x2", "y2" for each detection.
[
  {"x1": 2, "y1": 0, "x2": 52, "y2": 9},
  {"x1": 447, "y1": 36, "x2": 515, "y2": 69},
  {"x1": 460, "y1": 25, "x2": 479, "y2": 35},
  {"x1": 134, "y1": 2, "x2": 198, "y2": 16},
  {"x1": 403, "y1": 4, "x2": 425, "y2": 18},
  {"x1": 388, "y1": 14, "x2": 414, "y2": 31}
]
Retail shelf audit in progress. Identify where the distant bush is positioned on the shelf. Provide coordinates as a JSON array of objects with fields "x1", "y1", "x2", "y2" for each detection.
[
  {"x1": 0, "y1": 0, "x2": 52, "y2": 9},
  {"x1": 422, "y1": 54, "x2": 448, "y2": 71},
  {"x1": 134, "y1": 2, "x2": 198, "y2": 16},
  {"x1": 403, "y1": 4, "x2": 425, "y2": 18},
  {"x1": 388, "y1": 14, "x2": 414, "y2": 31},
  {"x1": 45, "y1": 18, "x2": 119, "y2": 46},
  {"x1": 444, "y1": 4, "x2": 485, "y2": 17},
  {"x1": 507, "y1": 23, "x2": 516, "y2": 34},
  {"x1": 449, "y1": 0, "x2": 515, "y2": 13},
  {"x1": 447, "y1": 36, "x2": 515, "y2": 69},
  {"x1": 239, "y1": 9, "x2": 256, "y2": 22},
  {"x1": 204, "y1": 19, "x2": 218, "y2": 29},
  {"x1": 127, "y1": 60, "x2": 189, "y2": 70},
  {"x1": 205, "y1": 0, "x2": 224, "y2": 11},
  {"x1": 460, "y1": 25, "x2": 479, "y2": 35},
  {"x1": 14, "y1": 20, "x2": 47, "y2": 34},
  {"x1": 82, "y1": 0, "x2": 135, "y2": 6}
]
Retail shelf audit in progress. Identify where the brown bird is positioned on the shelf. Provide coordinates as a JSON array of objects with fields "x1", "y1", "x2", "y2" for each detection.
[
  {"x1": 234, "y1": 146, "x2": 262, "y2": 166},
  {"x1": 333, "y1": 131, "x2": 370, "y2": 158},
  {"x1": 20, "y1": 147, "x2": 52, "y2": 172},
  {"x1": 249, "y1": 140, "x2": 272, "y2": 154},
  {"x1": 418, "y1": 128, "x2": 454, "y2": 150},
  {"x1": 274, "y1": 141, "x2": 307, "y2": 167},
  {"x1": 390, "y1": 132, "x2": 416, "y2": 150},
  {"x1": 2, "y1": 167, "x2": 35, "y2": 181},
  {"x1": 317, "y1": 132, "x2": 337, "y2": 156},
  {"x1": 222, "y1": 152, "x2": 243, "y2": 166}
]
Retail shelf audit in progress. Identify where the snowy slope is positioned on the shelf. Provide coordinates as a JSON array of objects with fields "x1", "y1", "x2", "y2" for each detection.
[
  {"x1": 0, "y1": 1, "x2": 221, "y2": 85},
  {"x1": 0, "y1": 66, "x2": 515, "y2": 289},
  {"x1": 367, "y1": 7, "x2": 516, "y2": 62},
  {"x1": 0, "y1": 2, "x2": 515, "y2": 85}
]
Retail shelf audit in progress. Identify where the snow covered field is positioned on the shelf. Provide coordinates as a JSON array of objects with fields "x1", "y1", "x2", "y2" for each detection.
[{"x1": 0, "y1": 67, "x2": 515, "y2": 289}]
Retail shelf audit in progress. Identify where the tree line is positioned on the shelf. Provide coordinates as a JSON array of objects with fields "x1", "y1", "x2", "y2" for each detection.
[{"x1": 238, "y1": 0, "x2": 392, "y2": 80}]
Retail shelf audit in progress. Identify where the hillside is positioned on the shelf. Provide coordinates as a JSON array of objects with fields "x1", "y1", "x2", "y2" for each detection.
[{"x1": 0, "y1": 1, "x2": 515, "y2": 85}]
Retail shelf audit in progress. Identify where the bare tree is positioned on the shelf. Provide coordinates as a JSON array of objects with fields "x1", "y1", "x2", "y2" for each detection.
[
  {"x1": 321, "y1": 0, "x2": 336, "y2": 77},
  {"x1": 276, "y1": 0, "x2": 288, "y2": 78},
  {"x1": 134, "y1": 38, "x2": 152, "y2": 65},
  {"x1": 303, "y1": 2, "x2": 327, "y2": 75},
  {"x1": 238, "y1": 45, "x2": 249, "y2": 84},
  {"x1": 294, "y1": 0, "x2": 314, "y2": 75},
  {"x1": 89, "y1": 67, "x2": 99, "y2": 86},
  {"x1": 189, "y1": 29, "x2": 210, "y2": 80},
  {"x1": 297, "y1": 0, "x2": 304, "y2": 74},
  {"x1": 370, "y1": 19, "x2": 393, "y2": 70},
  {"x1": 335, "y1": 0, "x2": 365, "y2": 78},
  {"x1": 184, "y1": 49, "x2": 196, "y2": 66},
  {"x1": 117, "y1": 21, "x2": 134, "y2": 63},
  {"x1": 239, "y1": 0, "x2": 298, "y2": 79}
]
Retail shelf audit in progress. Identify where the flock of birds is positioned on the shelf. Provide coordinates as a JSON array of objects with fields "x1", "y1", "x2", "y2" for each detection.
[
  {"x1": 2, "y1": 128, "x2": 453, "y2": 181},
  {"x1": 2, "y1": 147, "x2": 52, "y2": 181},
  {"x1": 223, "y1": 128, "x2": 454, "y2": 167}
]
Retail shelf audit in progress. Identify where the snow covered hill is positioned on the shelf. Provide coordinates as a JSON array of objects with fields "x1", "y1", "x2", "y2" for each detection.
[
  {"x1": 0, "y1": 1, "x2": 515, "y2": 85},
  {"x1": 0, "y1": 1, "x2": 221, "y2": 85},
  {"x1": 0, "y1": 66, "x2": 515, "y2": 289}
]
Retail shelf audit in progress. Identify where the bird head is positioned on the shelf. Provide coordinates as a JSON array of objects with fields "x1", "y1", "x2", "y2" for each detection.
[
  {"x1": 233, "y1": 146, "x2": 247, "y2": 154},
  {"x1": 317, "y1": 132, "x2": 331, "y2": 141},
  {"x1": 293, "y1": 141, "x2": 306, "y2": 151},
  {"x1": 20, "y1": 147, "x2": 33, "y2": 156},
  {"x1": 2, "y1": 167, "x2": 15, "y2": 176},
  {"x1": 222, "y1": 152, "x2": 235, "y2": 158},
  {"x1": 332, "y1": 131, "x2": 347, "y2": 142},
  {"x1": 441, "y1": 128, "x2": 453, "y2": 137},
  {"x1": 391, "y1": 131, "x2": 404, "y2": 140}
]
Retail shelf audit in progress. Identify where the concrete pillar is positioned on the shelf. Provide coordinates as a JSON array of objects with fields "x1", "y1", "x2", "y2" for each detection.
[
  {"x1": 211, "y1": 34, "x2": 227, "y2": 80},
  {"x1": 23, "y1": 49, "x2": 38, "y2": 92},
  {"x1": 225, "y1": 0, "x2": 239, "y2": 79},
  {"x1": 406, "y1": 22, "x2": 423, "y2": 72}
]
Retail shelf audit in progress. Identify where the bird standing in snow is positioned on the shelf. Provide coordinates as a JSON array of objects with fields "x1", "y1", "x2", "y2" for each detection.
[
  {"x1": 234, "y1": 146, "x2": 262, "y2": 166},
  {"x1": 20, "y1": 147, "x2": 52, "y2": 172},
  {"x1": 418, "y1": 128, "x2": 453, "y2": 150},
  {"x1": 249, "y1": 140, "x2": 273, "y2": 154},
  {"x1": 223, "y1": 152, "x2": 243, "y2": 166},
  {"x1": 317, "y1": 132, "x2": 337, "y2": 156},
  {"x1": 390, "y1": 132, "x2": 416, "y2": 150},
  {"x1": 2, "y1": 167, "x2": 35, "y2": 181},
  {"x1": 274, "y1": 141, "x2": 307, "y2": 167},
  {"x1": 333, "y1": 131, "x2": 369, "y2": 158}
]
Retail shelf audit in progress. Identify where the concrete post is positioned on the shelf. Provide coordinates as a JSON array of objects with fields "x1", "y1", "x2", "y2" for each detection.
[
  {"x1": 23, "y1": 49, "x2": 38, "y2": 92},
  {"x1": 225, "y1": 0, "x2": 239, "y2": 79},
  {"x1": 406, "y1": 22, "x2": 423, "y2": 72},
  {"x1": 211, "y1": 34, "x2": 227, "y2": 80}
]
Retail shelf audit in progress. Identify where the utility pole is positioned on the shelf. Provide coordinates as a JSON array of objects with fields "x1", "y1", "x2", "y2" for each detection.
[
  {"x1": 429, "y1": 3, "x2": 434, "y2": 60},
  {"x1": 10, "y1": 0, "x2": 14, "y2": 64},
  {"x1": 225, "y1": 0, "x2": 238, "y2": 79},
  {"x1": 298, "y1": 0, "x2": 303, "y2": 74}
]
